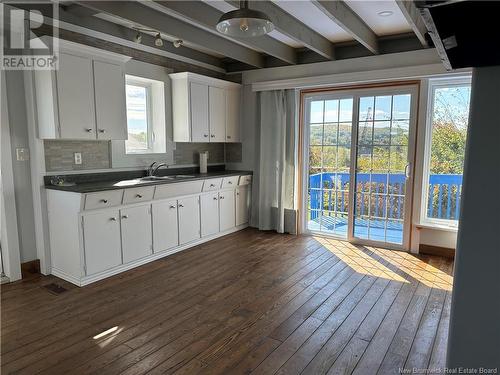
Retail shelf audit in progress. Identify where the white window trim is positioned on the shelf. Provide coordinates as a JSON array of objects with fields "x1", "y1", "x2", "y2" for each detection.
[
  {"x1": 125, "y1": 77, "x2": 155, "y2": 154},
  {"x1": 420, "y1": 75, "x2": 472, "y2": 229},
  {"x1": 111, "y1": 60, "x2": 174, "y2": 169}
]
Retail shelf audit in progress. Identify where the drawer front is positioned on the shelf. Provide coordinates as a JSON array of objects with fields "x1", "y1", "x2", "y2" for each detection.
[
  {"x1": 202, "y1": 178, "x2": 223, "y2": 192},
  {"x1": 154, "y1": 180, "x2": 203, "y2": 200},
  {"x1": 238, "y1": 175, "x2": 252, "y2": 186},
  {"x1": 221, "y1": 176, "x2": 239, "y2": 189},
  {"x1": 84, "y1": 190, "x2": 123, "y2": 210},
  {"x1": 122, "y1": 186, "x2": 155, "y2": 204}
]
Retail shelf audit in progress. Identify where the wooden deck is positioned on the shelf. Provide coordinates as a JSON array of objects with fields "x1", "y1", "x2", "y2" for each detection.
[{"x1": 0, "y1": 228, "x2": 453, "y2": 374}]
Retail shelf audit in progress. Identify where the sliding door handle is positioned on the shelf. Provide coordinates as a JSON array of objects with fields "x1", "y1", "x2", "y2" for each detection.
[{"x1": 405, "y1": 163, "x2": 411, "y2": 178}]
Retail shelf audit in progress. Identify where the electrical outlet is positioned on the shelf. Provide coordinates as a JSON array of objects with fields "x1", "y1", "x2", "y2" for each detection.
[
  {"x1": 74, "y1": 152, "x2": 82, "y2": 165},
  {"x1": 16, "y1": 148, "x2": 29, "y2": 161}
]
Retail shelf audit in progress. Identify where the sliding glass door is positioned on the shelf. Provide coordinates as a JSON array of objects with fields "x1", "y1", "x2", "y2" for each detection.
[{"x1": 303, "y1": 85, "x2": 418, "y2": 249}]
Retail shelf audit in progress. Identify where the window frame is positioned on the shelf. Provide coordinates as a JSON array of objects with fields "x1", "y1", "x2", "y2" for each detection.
[
  {"x1": 420, "y1": 76, "x2": 472, "y2": 228},
  {"x1": 125, "y1": 76, "x2": 155, "y2": 154}
]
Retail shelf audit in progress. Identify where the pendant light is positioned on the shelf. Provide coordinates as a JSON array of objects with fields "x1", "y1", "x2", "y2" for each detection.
[{"x1": 216, "y1": 0, "x2": 274, "y2": 38}]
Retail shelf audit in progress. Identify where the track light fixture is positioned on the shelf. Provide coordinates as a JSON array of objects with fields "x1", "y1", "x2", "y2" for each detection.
[{"x1": 154, "y1": 33, "x2": 163, "y2": 47}]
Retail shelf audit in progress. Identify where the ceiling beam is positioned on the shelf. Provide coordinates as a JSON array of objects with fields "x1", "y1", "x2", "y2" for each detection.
[
  {"x1": 147, "y1": 1, "x2": 296, "y2": 65},
  {"x1": 396, "y1": 0, "x2": 429, "y2": 47},
  {"x1": 76, "y1": 1, "x2": 265, "y2": 68},
  {"x1": 312, "y1": 0, "x2": 379, "y2": 54},
  {"x1": 226, "y1": 0, "x2": 334, "y2": 60}
]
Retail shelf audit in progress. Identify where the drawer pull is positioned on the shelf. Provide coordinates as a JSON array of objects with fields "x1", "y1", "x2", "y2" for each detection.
[
  {"x1": 110, "y1": 217, "x2": 117, "y2": 221},
  {"x1": 220, "y1": 196, "x2": 224, "y2": 200},
  {"x1": 210, "y1": 184, "x2": 215, "y2": 187},
  {"x1": 228, "y1": 181, "x2": 233, "y2": 185},
  {"x1": 210, "y1": 134, "x2": 215, "y2": 138},
  {"x1": 122, "y1": 215, "x2": 129, "y2": 219},
  {"x1": 85, "y1": 128, "x2": 93, "y2": 133},
  {"x1": 178, "y1": 204, "x2": 184, "y2": 208},
  {"x1": 98, "y1": 129, "x2": 106, "y2": 133},
  {"x1": 101, "y1": 199, "x2": 108, "y2": 204},
  {"x1": 227, "y1": 135, "x2": 231, "y2": 139},
  {"x1": 136, "y1": 194, "x2": 143, "y2": 198},
  {"x1": 204, "y1": 134, "x2": 208, "y2": 138},
  {"x1": 169, "y1": 205, "x2": 176, "y2": 209},
  {"x1": 213, "y1": 196, "x2": 218, "y2": 200}
]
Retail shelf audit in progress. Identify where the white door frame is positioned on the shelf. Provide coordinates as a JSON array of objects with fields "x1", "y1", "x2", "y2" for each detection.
[
  {"x1": 300, "y1": 83, "x2": 419, "y2": 251},
  {"x1": 1, "y1": 71, "x2": 22, "y2": 281}
]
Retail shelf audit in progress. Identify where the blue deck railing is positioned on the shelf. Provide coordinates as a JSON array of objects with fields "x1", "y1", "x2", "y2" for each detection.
[{"x1": 309, "y1": 172, "x2": 462, "y2": 221}]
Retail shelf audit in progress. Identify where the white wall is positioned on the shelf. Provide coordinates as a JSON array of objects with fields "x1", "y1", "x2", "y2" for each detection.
[
  {"x1": 447, "y1": 66, "x2": 500, "y2": 369},
  {"x1": 4, "y1": 71, "x2": 38, "y2": 263},
  {"x1": 238, "y1": 49, "x2": 464, "y2": 249}
]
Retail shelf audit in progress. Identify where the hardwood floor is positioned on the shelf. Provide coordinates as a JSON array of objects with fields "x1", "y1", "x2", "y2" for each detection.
[{"x1": 0, "y1": 228, "x2": 454, "y2": 375}]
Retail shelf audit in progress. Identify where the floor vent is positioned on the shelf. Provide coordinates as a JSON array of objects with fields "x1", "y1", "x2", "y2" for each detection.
[{"x1": 43, "y1": 283, "x2": 68, "y2": 295}]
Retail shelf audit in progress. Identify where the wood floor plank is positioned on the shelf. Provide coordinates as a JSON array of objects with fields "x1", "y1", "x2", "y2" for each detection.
[{"x1": 0, "y1": 229, "x2": 454, "y2": 375}]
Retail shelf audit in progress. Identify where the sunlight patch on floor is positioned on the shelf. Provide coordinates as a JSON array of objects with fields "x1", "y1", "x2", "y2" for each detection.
[{"x1": 313, "y1": 237, "x2": 453, "y2": 290}]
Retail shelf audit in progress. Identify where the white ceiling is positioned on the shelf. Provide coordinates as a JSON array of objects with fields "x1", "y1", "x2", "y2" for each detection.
[
  {"x1": 272, "y1": 0, "x2": 353, "y2": 43},
  {"x1": 344, "y1": 0, "x2": 412, "y2": 36}
]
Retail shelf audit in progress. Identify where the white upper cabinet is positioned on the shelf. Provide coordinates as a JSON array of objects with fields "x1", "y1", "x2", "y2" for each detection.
[
  {"x1": 190, "y1": 82, "x2": 210, "y2": 142},
  {"x1": 93, "y1": 60, "x2": 127, "y2": 140},
  {"x1": 209, "y1": 86, "x2": 226, "y2": 142},
  {"x1": 34, "y1": 39, "x2": 130, "y2": 140},
  {"x1": 170, "y1": 72, "x2": 241, "y2": 143},
  {"x1": 226, "y1": 88, "x2": 241, "y2": 143},
  {"x1": 56, "y1": 53, "x2": 96, "y2": 139}
]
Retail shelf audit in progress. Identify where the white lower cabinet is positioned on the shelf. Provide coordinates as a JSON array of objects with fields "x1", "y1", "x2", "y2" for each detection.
[
  {"x1": 178, "y1": 196, "x2": 201, "y2": 245},
  {"x1": 219, "y1": 190, "x2": 236, "y2": 232},
  {"x1": 201, "y1": 192, "x2": 220, "y2": 237},
  {"x1": 47, "y1": 175, "x2": 251, "y2": 286},
  {"x1": 83, "y1": 209, "x2": 122, "y2": 275},
  {"x1": 236, "y1": 185, "x2": 250, "y2": 226},
  {"x1": 152, "y1": 200, "x2": 179, "y2": 252},
  {"x1": 120, "y1": 205, "x2": 152, "y2": 263}
]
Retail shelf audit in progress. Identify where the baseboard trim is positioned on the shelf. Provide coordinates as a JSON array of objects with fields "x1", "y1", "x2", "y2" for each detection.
[
  {"x1": 419, "y1": 244, "x2": 455, "y2": 258},
  {"x1": 21, "y1": 259, "x2": 41, "y2": 277}
]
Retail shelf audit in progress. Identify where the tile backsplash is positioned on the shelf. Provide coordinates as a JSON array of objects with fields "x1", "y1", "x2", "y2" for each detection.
[
  {"x1": 44, "y1": 140, "x2": 110, "y2": 172},
  {"x1": 44, "y1": 140, "x2": 242, "y2": 172}
]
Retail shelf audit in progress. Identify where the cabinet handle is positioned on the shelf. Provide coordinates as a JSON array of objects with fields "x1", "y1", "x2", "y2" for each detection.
[
  {"x1": 227, "y1": 135, "x2": 231, "y2": 139},
  {"x1": 99, "y1": 129, "x2": 106, "y2": 133},
  {"x1": 178, "y1": 204, "x2": 184, "y2": 208},
  {"x1": 210, "y1": 134, "x2": 215, "y2": 138},
  {"x1": 85, "y1": 128, "x2": 93, "y2": 132},
  {"x1": 110, "y1": 217, "x2": 117, "y2": 221},
  {"x1": 213, "y1": 196, "x2": 218, "y2": 200},
  {"x1": 136, "y1": 194, "x2": 143, "y2": 198},
  {"x1": 236, "y1": 192, "x2": 239, "y2": 196},
  {"x1": 122, "y1": 214, "x2": 129, "y2": 219},
  {"x1": 204, "y1": 134, "x2": 208, "y2": 138},
  {"x1": 220, "y1": 196, "x2": 224, "y2": 200},
  {"x1": 101, "y1": 199, "x2": 108, "y2": 204},
  {"x1": 210, "y1": 184, "x2": 215, "y2": 187},
  {"x1": 169, "y1": 205, "x2": 176, "y2": 209},
  {"x1": 228, "y1": 181, "x2": 233, "y2": 185}
]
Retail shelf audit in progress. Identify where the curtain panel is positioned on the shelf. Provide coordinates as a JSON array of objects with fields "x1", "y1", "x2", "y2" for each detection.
[{"x1": 257, "y1": 89, "x2": 297, "y2": 233}]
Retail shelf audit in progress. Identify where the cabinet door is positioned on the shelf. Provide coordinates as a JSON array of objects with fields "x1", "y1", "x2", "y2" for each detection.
[
  {"x1": 93, "y1": 60, "x2": 127, "y2": 140},
  {"x1": 120, "y1": 205, "x2": 153, "y2": 263},
  {"x1": 190, "y1": 82, "x2": 209, "y2": 142},
  {"x1": 236, "y1": 185, "x2": 250, "y2": 226},
  {"x1": 178, "y1": 196, "x2": 201, "y2": 245},
  {"x1": 219, "y1": 190, "x2": 236, "y2": 232},
  {"x1": 225, "y1": 88, "x2": 241, "y2": 142},
  {"x1": 83, "y1": 209, "x2": 121, "y2": 275},
  {"x1": 152, "y1": 200, "x2": 179, "y2": 252},
  {"x1": 200, "y1": 193, "x2": 219, "y2": 237},
  {"x1": 209, "y1": 86, "x2": 226, "y2": 142},
  {"x1": 56, "y1": 52, "x2": 96, "y2": 139}
]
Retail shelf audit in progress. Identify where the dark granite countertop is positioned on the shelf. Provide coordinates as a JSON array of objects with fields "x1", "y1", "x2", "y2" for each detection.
[{"x1": 44, "y1": 167, "x2": 253, "y2": 193}]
